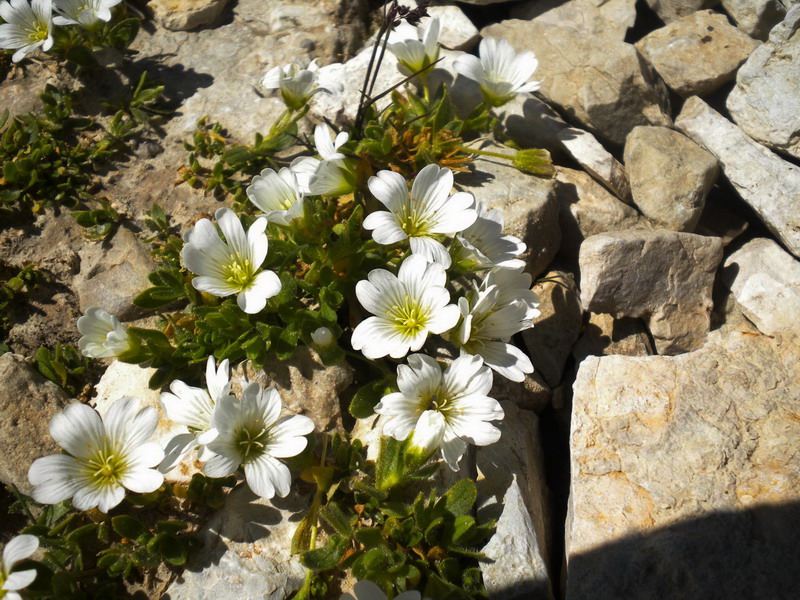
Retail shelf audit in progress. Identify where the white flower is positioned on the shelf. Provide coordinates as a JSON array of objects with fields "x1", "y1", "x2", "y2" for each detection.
[
  {"x1": 363, "y1": 164, "x2": 477, "y2": 268},
  {"x1": 246, "y1": 167, "x2": 305, "y2": 226},
  {"x1": 311, "y1": 326, "x2": 334, "y2": 347},
  {"x1": 261, "y1": 59, "x2": 342, "y2": 110},
  {"x1": 53, "y1": 0, "x2": 120, "y2": 26},
  {"x1": 0, "y1": 0, "x2": 54, "y2": 63},
  {"x1": 454, "y1": 37, "x2": 540, "y2": 107},
  {"x1": 375, "y1": 354, "x2": 503, "y2": 471},
  {"x1": 182, "y1": 207, "x2": 282, "y2": 314},
  {"x1": 204, "y1": 382, "x2": 314, "y2": 499},
  {"x1": 351, "y1": 254, "x2": 460, "y2": 359},
  {"x1": 289, "y1": 124, "x2": 354, "y2": 196},
  {"x1": 456, "y1": 200, "x2": 526, "y2": 270},
  {"x1": 1, "y1": 535, "x2": 38, "y2": 600},
  {"x1": 77, "y1": 307, "x2": 133, "y2": 358},
  {"x1": 455, "y1": 269, "x2": 540, "y2": 382},
  {"x1": 160, "y1": 355, "x2": 232, "y2": 472},
  {"x1": 341, "y1": 580, "x2": 430, "y2": 600},
  {"x1": 387, "y1": 16, "x2": 440, "y2": 77},
  {"x1": 28, "y1": 397, "x2": 165, "y2": 513}
]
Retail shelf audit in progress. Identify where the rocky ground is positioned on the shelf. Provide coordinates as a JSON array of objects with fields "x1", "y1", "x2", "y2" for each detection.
[{"x1": 1, "y1": 0, "x2": 799, "y2": 598}]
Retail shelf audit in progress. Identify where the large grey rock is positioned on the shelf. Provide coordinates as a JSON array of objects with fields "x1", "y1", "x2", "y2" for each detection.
[
  {"x1": 0, "y1": 353, "x2": 66, "y2": 495},
  {"x1": 491, "y1": 370, "x2": 552, "y2": 414},
  {"x1": 74, "y1": 226, "x2": 156, "y2": 321},
  {"x1": 554, "y1": 167, "x2": 651, "y2": 260},
  {"x1": 579, "y1": 230, "x2": 723, "y2": 354},
  {"x1": 676, "y1": 96, "x2": 800, "y2": 258},
  {"x1": 427, "y1": 4, "x2": 480, "y2": 51},
  {"x1": 455, "y1": 151, "x2": 560, "y2": 278},
  {"x1": 164, "y1": 486, "x2": 307, "y2": 599},
  {"x1": 557, "y1": 128, "x2": 632, "y2": 202},
  {"x1": 727, "y1": 6, "x2": 800, "y2": 160},
  {"x1": 522, "y1": 271, "x2": 583, "y2": 387},
  {"x1": 509, "y1": 0, "x2": 638, "y2": 41},
  {"x1": 567, "y1": 329, "x2": 800, "y2": 600},
  {"x1": 721, "y1": 0, "x2": 788, "y2": 39},
  {"x1": 645, "y1": 0, "x2": 720, "y2": 23},
  {"x1": 722, "y1": 238, "x2": 800, "y2": 336},
  {"x1": 481, "y1": 20, "x2": 672, "y2": 145},
  {"x1": 501, "y1": 95, "x2": 570, "y2": 156},
  {"x1": 572, "y1": 313, "x2": 654, "y2": 364},
  {"x1": 232, "y1": 345, "x2": 352, "y2": 433},
  {"x1": 149, "y1": 0, "x2": 231, "y2": 31},
  {"x1": 636, "y1": 10, "x2": 759, "y2": 97},
  {"x1": 624, "y1": 126, "x2": 718, "y2": 231},
  {"x1": 478, "y1": 402, "x2": 553, "y2": 600}
]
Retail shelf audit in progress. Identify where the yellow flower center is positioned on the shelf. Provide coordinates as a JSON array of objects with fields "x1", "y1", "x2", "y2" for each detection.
[
  {"x1": 390, "y1": 298, "x2": 428, "y2": 338},
  {"x1": 85, "y1": 446, "x2": 127, "y2": 487},
  {"x1": 235, "y1": 425, "x2": 270, "y2": 463},
  {"x1": 28, "y1": 22, "x2": 49, "y2": 43},
  {"x1": 224, "y1": 256, "x2": 255, "y2": 289},
  {"x1": 397, "y1": 204, "x2": 430, "y2": 238}
]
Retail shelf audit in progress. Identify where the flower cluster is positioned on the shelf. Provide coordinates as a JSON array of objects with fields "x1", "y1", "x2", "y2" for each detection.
[{"x1": 0, "y1": 0, "x2": 122, "y2": 62}]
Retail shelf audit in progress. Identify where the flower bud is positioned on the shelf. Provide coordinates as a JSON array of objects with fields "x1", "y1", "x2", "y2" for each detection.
[{"x1": 311, "y1": 326, "x2": 334, "y2": 347}]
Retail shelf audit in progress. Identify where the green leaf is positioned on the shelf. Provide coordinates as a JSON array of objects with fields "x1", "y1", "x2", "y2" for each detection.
[
  {"x1": 156, "y1": 520, "x2": 189, "y2": 535},
  {"x1": 300, "y1": 535, "x2": 347, "y2": 571},
  {"x1": 512, "y1": 148, "x2": 555, "y2": 177},
  {"x1": 442, "y1": 478, "x2": 477, "y2": 517},
  {"x1": 133, "y1": 286, "x2": 183, "y2": 309},
  {"x1": 112, "y1": 515, "x2": 148, "y2": 540},
  {"x1": 108, "y1": 18, "x2": 140, "y2": 48},
  {"x1": 349, "y1": 378, "x2": 393, "y2": 419},
  {"x1": 431, "y1": 87, "x2": 454, "y2": 135},
  {"x1": 148, "y1": 533, "x2": 188, "y2": 566},
  {"x1": 319, "y1": 502, "x2": 355, "y2": 538}
]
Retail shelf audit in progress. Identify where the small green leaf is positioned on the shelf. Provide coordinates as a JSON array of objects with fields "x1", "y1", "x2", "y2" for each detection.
[
  {"x1": 112, "y1": 515, "x2": 147, "y2": 540},
  {"x1": 349, "y1": 378, "x2": 393, "y2": 419},
  {"x1": 512, "y1": 148, "x2": 555, "y2": 177},
  {"x1": 442, "y1": 478, "x2": 477, "y2": 517}
]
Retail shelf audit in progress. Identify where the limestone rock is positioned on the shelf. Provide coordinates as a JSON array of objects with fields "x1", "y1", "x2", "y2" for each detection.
[
  {"x1": 427, "y1": 4, "x2": 479, "y2": 51},
  {"x1": 149, "y1": 0, "x2": 231, "y2": 31},
  {"x1": 676, "y1": 96, "x2": 800, "y2": 258},
  {"x1": 509, "y1": 0, "x2": 638, "y2": 41},
  {"x1": 491, "y1": 369, "x2": 552, "y2": 414},
  {"x1": 164, "y1": 486, "x2": 307, "y2": 599},
  {"x1": 579, "y1": 230, "x2": 723, "y2": 354},
  {"x1": 481, "y1": 20, "x2": 671, "y2": 145},
  {"x1": 74, "y1": 226, "x2": 156, "y2": 321},
  {"x1": 557, "y1": 128, "x2": 632, "y2": 202},
  {"x1": 0, "y1": 353, "x2": 66, "y2": 495},
  {"x1": 232, "y1": 346, "x2": 352, "y2": 433},
  {"x1": 721, "y1": 0, "x2": 788, "y2": 39},
  {"x1": 567, "y1": 330, "x2": 800, "y2": 599},
  {"x1": 572, "y1": 313, "x2": 654, "y2": 364},
  {"x1": 554, "y1": 167, "x2": 651, "y2": 260},
  {"x1": 455, "y1": 151, "x2": 560, "y2": 278},
  {"x1": 522, "y1": 271, "x2": 583, "y2": 387},
  {"x1": 645, "y1": 0, "x2": 720, "y2": 23},
  {"x1": 478, "y1": 402, "x2": 553, "y2": 599},
  {"x1": 624, "y1": 126, "x2": 719, "y2": 231},
  {"x1": 93, "y1": 361, "x2": 200, "y2": 484},
  {"x1": 636, "y1": 10, "x2": 759, "y2": 97},
  {"x1": 501, "y1": 95, "x2": 570, "y2": 156},
  {"x1": 721, "y1": 238, "x2": 800, "y2": 336},
  {"x1": 727, "y1": 6, "x2": 800, "y2": 160}
]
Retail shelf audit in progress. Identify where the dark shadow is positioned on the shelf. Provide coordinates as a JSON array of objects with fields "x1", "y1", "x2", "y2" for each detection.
[
  {"x1": 626, "y1": 0, "x2": 666, "y2": 44},
  {"x1": 127, "y1": 57, "x2": 215, "y2": 110},
  {"x1": 564, "y1": 501, "x2": 800, "y2": 600}
]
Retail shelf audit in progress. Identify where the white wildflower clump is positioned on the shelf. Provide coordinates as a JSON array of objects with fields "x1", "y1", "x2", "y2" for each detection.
[
  {"x1": 77, "y1": 307, "x2": 134, "y2": 358},
  {"x1": 386, "y1": 16, "x2": 440, "y2": 77},
  {"x1": 246, "y1": 166, "x2": 305, "y2": 226},
  {"x1": 455, "y1": 268, "x2": 540, "y2": 382},
  {"x1": 182, "y1": 207, "x2": 281, "y2": 314},
  {"x1": 290, "y1": 123, "x2": 355, "y2": 197},
  {"x1": 351, "y1": 254, "x2": 460, "y2": 360},
  {"x1": 341, "y1": 580, "x2": 430, "y2": 600},
  {"x1": 262, "y1": 59, "x2": 342, "y2": 111},
  {"x1": 53, "y1": 0, "x2": 120, "y2": 26},
  {"x1": 204, "y1": 382, "x2": 314, "y2": 499},
  {"x1": 28, "y1": 397, "x2": 165, "y2": 513},
  {"x1": 364, "y1": 164, "x2": 477, "y2": 268},
  {"x1": 0, "y1": 0, "x2": 53, "y2": 63},
  {"x1": 160, "y1": 355, "x2": 233, "y2": 472},
  {"x1": 454, "y1": 37, "x2": 540, "y2": 107},
  {"x1": 1, "y1": 535, "x2": 38, "y2": 600},
  {"x1": 375, "y1": 353, "x2": 503, "y2": 471},
  {"x1": 456, "y1": 199, "x2": 526, "y2": 270}
]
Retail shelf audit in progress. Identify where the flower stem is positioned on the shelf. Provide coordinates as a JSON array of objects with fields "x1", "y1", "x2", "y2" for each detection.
[{"x1": 459, "y1": 145, "x2": 514, "y2": 161}]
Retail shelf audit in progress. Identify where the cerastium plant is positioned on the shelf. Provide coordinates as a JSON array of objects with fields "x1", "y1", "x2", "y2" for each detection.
[{"x1": 7, "y1": 1, "x2": 555, "y2": 598}]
